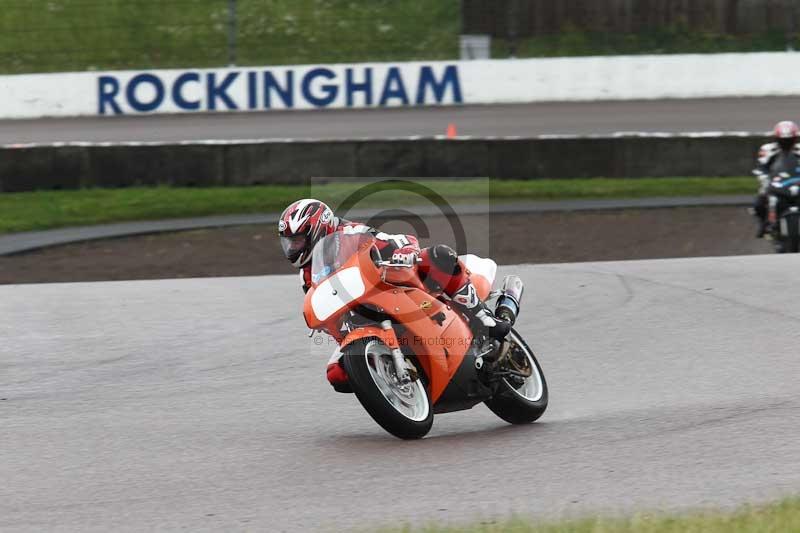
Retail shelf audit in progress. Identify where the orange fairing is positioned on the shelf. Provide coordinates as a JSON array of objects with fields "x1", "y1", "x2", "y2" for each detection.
[
  {"x1": 341, "y1": 325, "x2": 400, "y2": 351},
  {"x1": 303, "y1": 244, "x2": 381, "y2": 331},
  {"x1": 303, "y1": 240, "x2": 475, "y2": 405}
]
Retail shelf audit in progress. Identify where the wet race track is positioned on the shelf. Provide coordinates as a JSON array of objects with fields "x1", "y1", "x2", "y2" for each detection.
[{"x1": 3, "y1": 255, "x2": 800, "y2": 531}]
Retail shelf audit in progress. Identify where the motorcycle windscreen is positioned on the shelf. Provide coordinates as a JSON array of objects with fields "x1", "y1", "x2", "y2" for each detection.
[
  {"x1": 310, "y1": 232, "x2": 375, "y2": 286},
  {"x1": 310, "y1": 267, "x2": 366, "y2": 321}
]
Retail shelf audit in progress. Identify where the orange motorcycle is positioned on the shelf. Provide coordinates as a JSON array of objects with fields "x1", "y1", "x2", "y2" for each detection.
[{"x1": 303, "y1": 232, "x2": 548, "y2": 439}]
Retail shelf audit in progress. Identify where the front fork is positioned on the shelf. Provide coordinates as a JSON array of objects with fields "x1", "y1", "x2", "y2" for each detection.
[
  {"x1": 339, "y1": 322, "x2": 419, "y2": 384},
  {"x1": 380, "y1": 320, "x2": 418, "y2": 384}
]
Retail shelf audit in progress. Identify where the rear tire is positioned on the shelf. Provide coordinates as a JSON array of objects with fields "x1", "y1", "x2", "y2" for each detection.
[
  {"x1": 484, "y1": 329, "x2": 548, "y2": 425},
  {"x1": 342, "y1": 338, "x2": 433, "y2": 439}
]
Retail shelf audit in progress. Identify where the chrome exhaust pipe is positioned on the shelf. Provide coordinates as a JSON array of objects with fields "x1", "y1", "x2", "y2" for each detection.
[{"x1": 495, "y1": 275, "x2": 523, "y2": 325}]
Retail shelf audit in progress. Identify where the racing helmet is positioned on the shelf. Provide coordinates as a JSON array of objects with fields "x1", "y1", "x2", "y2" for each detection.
[
  {"x1": 278, "y1": 199, "x2": 337, "y2": 267},
  {"x1": 773, "y1": 120, "x2": 799, "y2": 150}
]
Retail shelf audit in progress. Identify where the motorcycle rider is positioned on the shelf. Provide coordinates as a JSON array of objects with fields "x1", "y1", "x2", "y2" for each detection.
[
  {"x1": 278, "y1": 198, "x2": 510, "y2": 391},
  {"x1": 753, "y1": 120, "x2": 800, "y2": 237}
]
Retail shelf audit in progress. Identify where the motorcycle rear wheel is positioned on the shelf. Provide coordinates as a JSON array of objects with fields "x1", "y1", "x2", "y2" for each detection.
[
  {"x1": 484, "y1": 328, "x2": 549, "y2": 424},
  {"x1": 342, "y1": 338, "x2": 433, "y2": 439}
]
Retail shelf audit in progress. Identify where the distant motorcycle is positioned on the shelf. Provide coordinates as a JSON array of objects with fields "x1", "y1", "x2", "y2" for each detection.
[
  {"x1": 766, "y1": 171, "x2": 800, "y2": 253},
  {"x1": 303, "y1": 232, "x2": 548, "y2": 439}
]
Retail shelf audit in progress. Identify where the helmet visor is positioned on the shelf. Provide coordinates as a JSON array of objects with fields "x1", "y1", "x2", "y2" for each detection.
[{"x1": 280, "y1": 235, "x2": 308, "y2": 262}]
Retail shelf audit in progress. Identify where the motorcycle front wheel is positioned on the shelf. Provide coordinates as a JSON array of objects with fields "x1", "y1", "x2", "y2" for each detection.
[
  {"x1": 484, "y1": 328, "x2": 549, "y2": 424},
  {"x1": 342, "y1": 338, "x2": 433, "y2": 439}
]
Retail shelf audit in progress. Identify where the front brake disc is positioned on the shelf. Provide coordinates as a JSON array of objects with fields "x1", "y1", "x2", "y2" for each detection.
[{"x1": 506, "y1": 344, "x2": 533, "y2": 378}]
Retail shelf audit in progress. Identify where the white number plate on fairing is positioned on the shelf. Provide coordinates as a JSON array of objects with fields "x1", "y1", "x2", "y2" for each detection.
[{"x1": 311, "y1": 267, "x2": 366, "y2": 321}]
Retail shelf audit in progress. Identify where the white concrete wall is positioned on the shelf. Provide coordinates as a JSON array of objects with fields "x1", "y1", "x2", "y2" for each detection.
[{"x1": 0, "y1": 52, "x2": 798, "y2": 119}]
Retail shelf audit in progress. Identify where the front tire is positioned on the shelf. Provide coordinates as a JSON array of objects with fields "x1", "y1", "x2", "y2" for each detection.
[
  {"x1": 342, "y1": 338, "x2": 433, "y2": 439},
  {"x1": 484, "y1": 328, "x2": 548, "y2": 424}
]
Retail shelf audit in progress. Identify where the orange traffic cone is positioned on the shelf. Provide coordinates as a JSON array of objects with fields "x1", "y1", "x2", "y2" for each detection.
[{"x1": 446, "y1": 123, "x2": 457, "y2": 139}]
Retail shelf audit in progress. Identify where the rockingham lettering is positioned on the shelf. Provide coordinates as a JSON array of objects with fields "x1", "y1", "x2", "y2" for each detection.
[
  {"x1": 172, "y1": 72, "x2": 201, "y2": 110},
  {"x1": 379, "y1": 67, "x2": 410, "y2": 106},
  {"x1": 126, "y1": 73, "x2": 164, "y2": 112},
  {"x1": 97, "y1": 64, "x2": 463, "y2": 115},
  {"x1": 207, "y1": 72, "x2": 239, "y2": 110}
]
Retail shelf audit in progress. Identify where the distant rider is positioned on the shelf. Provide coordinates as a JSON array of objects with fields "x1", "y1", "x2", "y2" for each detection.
[
  {"x1": 753, "y1": 120, "x2": 800, "y2": 237},
  {"x1": 277, "y1": 198, "x2": 510, "y2": 392}
]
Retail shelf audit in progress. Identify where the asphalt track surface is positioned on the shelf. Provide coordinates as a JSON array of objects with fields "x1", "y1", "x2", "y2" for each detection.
[
  {"x1": 2, "y1": 97, "x2": 798, "y2": 144},
  {"x1": 3, "y1": 254, "x2": 800, "y2": 532}
]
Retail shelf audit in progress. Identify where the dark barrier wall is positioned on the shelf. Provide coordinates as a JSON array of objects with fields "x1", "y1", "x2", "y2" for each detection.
[
  {"x1": 462, "y1": 0, "x2": 796, "y2": 37},
  {"x1": 0, "y1": 135, "x2": 762, "y2": 192}
]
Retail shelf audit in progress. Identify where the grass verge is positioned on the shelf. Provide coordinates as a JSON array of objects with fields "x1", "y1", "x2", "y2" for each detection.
[
  {"x1": 1, "y1": 2, "x2": 796, "y2": 75},
  {"x1": 381, "y1": 497, "x2": 800, "y2": 532},
  {"x1": 0, "y1": 0, "x2": 459, "y2": 74},
  {"x1": 0, "y1": 177, "x2": 753, "y2": 235}
]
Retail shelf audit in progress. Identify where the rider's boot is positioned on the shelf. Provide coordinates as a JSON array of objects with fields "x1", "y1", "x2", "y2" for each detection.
[{"x1": 451, "y1": 280, "x2": 511, "y2": 341}]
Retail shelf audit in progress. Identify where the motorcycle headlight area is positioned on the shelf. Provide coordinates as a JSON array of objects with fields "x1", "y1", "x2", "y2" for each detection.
[{"x1": 310, "y1": 267, "x2": 366, "y2": 321}]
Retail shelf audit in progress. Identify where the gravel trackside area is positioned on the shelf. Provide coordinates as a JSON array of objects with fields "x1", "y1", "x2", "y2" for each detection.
[{"x1": 0, "y1": 206, "x2": 771, "y2": 285}]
